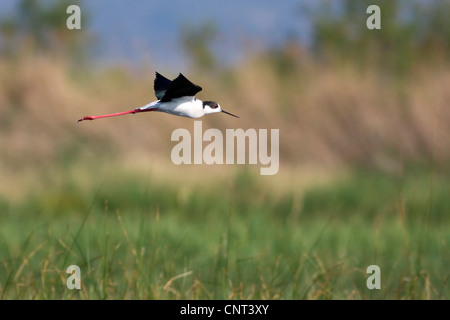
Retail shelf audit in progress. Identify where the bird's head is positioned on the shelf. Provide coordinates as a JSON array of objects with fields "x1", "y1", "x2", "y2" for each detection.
[{"x1": 202, "y1": 100, "x2": 239, "y2": 118}]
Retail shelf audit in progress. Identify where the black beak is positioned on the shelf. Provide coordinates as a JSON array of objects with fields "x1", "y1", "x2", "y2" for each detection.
[{"x1": 221, "y1": 109, "x2": 239, "y2": 118}]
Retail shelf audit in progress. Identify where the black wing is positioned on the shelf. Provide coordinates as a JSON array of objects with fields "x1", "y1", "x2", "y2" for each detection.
[
  {"x1": 154, "y1": 72, "x2": 173, "y2": 100},
  {"x1": 159, "y1": 73, "x2": 202, "y2": 102}
]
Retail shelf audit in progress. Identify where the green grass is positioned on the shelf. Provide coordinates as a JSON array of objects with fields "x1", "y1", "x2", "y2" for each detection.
[{"x1": 0, "y1": 164, "x2": 449, "y2": 299}]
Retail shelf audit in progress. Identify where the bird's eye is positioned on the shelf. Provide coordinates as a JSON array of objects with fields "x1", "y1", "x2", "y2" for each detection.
[{"x1": 214, "y1": 104, "x2": 218, "y2": 109}]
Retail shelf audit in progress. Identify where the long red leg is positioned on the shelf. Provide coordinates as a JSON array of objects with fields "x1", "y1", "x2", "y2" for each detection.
[{"x1": 77, "y1": 108, "x2": 157, "y2": 124}]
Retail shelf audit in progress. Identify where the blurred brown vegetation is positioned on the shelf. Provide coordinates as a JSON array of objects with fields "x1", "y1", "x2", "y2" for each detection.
[{"x1": 1, "y1": 0, "x2": 450, "y2": 175}]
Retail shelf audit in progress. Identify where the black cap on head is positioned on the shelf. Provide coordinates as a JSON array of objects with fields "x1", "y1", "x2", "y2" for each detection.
[
  {"x1": 202, "y1": 101, "x2": 218, "y2": 109},
  {"x1": 203, "y1": 100, "x2": 239, "y2": 118}
]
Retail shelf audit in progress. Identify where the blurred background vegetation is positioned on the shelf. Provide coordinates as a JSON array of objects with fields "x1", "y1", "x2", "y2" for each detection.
[{"x1": 0, "y1": 0, "x2": 449, "y2": 299}]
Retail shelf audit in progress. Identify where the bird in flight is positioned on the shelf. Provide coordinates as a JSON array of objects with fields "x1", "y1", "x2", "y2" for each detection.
[{"x1": 77, "y1": 72, "x2": 239, "y2": 123}]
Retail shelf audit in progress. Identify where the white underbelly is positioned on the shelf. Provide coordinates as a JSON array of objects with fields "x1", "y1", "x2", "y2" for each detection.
[{"x1": 138, "y1": 98, "x2": 203, "y2": 118}]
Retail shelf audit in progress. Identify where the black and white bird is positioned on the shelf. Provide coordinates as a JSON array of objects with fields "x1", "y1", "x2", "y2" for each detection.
[{"x1": 77, "y1": 72, "x2": 238, "y2": 123}]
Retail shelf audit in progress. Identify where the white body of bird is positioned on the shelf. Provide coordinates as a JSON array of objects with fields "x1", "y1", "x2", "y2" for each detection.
[{"x1": 138, "y1": 98, "x2": 224, "y2": 119}]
